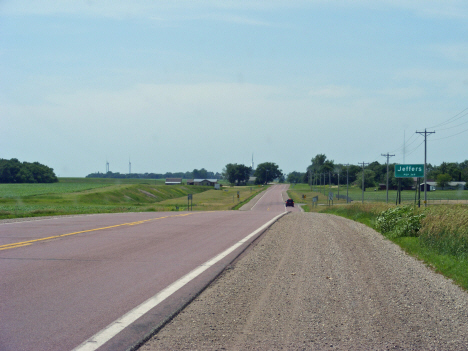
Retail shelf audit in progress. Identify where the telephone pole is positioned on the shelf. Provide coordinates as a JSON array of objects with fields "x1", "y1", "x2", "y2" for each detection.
[
  {"x1": 381, "y1": 153, "x2": 395, "y2": 203},
  {"x1": 416, "y1": 129, "x2": 435, "y2": 207},
  {"x1": 343, "y1": 164, "x2": 350, "y2": 203},
  {"x1": 359, "y1": 162, "x2": 369, "y2": 203}
]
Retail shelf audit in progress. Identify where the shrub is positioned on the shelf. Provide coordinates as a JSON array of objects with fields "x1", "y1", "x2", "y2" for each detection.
[{"x1": 375, "y1": 206, "x2": 425, "y2": 238}]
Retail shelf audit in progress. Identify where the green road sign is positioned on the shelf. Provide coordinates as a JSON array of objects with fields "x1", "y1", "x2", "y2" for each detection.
[{"x1": 395, "y1": 164, "x2": 424, "y2": 178}]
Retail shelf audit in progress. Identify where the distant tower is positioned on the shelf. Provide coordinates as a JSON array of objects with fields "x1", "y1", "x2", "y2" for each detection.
[
  {"x1": 106, "y1": 160, "x2": 109, "y2": 173},
  {"x1": 129, "y1": 158, "x2": 131, "y2": 174},
  {"x1": 251, "y1": 153, "x2": 254, "y2": 170},
  {"x1": 403, "y1": 130, "x2": 406, "y2": 164}
]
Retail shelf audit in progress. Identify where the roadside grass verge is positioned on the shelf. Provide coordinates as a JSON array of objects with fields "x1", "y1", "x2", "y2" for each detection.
[
  {"x1": 288, "y1": 183, "x2": 468, "y2": 205},
  {"x1": 317, "y1": 203, "x2": 468, "y2": 290},
  {"x1": 157, "y1": 186, "x2": 266, "y2": 211},
  {"x1": 0, "y1": 179, "x2": 265, "y2": 218}
]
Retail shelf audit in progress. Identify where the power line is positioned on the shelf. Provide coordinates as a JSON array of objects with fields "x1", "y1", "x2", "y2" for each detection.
[
  {"x1": 437, "y1": 119, "x2": 468, "y2": 131},
  {"x1": 404, "y1": 140, "x2": 425, "y2": 158},
  {"x1": 428, "y1": 107, "x2": 468, "y2": 129},
  {"x1": 432, "y1": 126, "x2": 468, "y2": 141}
]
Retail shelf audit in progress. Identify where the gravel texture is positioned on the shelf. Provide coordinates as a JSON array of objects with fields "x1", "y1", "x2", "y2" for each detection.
[{"x1": 140, "y1": 212, "x2": 468, "y2": 350}]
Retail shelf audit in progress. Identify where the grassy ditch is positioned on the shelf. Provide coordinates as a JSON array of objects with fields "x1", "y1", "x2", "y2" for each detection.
[
  {"x1": 317, "y1": 203, "x2": 468, "y2": 290},
  {"x1": 156, "y1": 185, "x2": 266, "y2": 211},
  {"x1": 0, "y1": 181, "x2": 207, "y2": 219},
  {"x1": 0, "y1": 179, "x2": 265, "y2": 218}
]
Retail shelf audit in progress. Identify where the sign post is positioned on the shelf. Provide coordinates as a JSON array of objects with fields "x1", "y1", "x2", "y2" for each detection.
[
  {"x1": 394, "y1": 164, "x2": 424, "y2": 205},
  {"x1": 188, "y1": 194, "x2": 193, "y2": 211},
  {"x1": 394, "y1": 164, "x2": 424, "y2": 178}
]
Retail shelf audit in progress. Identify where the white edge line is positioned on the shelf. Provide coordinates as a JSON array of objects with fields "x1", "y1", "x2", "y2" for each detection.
[{"x1": 72, "y1": 211, "x2": 287, "y2": 351}]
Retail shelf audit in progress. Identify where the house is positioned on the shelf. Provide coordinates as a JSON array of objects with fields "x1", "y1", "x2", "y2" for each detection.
[
  {"x1": 447, "y1": 181, "x2": 466, "y2": 190},
  {"x1": 247, "y1": 177, "x2": 257, "y2": 185},
  {"x1": 420, "y1": 182, "x2": 437, "y2": 191},
  {"x1": 165, "y1": 178, "x2": 182, "y2": 185},
  {"x1": 188, "y1": 179, "x2": 219, "y2": 186},
  {"x1": 420, "y1": 181, "x2": 466, "y2": 191}
]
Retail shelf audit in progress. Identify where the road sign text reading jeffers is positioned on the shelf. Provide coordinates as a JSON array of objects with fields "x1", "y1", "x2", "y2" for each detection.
[{"x1": 395, "y1": 164, "x2": 424, "y2": 178}]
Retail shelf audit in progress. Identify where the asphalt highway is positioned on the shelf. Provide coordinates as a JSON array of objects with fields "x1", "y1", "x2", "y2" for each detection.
[{"x1": 0, "y1": 184, "x2": 297, "y2": 351}]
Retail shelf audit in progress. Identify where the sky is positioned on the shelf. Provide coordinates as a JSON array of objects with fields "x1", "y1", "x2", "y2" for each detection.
[{"x1": 1, "y1": 1, "x2": 468, "y2": 177}]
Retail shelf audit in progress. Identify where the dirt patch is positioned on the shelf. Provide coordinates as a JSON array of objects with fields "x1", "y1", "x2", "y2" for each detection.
[{"x1": 138, "y1": 189, "x2": 157, "y2": 199}]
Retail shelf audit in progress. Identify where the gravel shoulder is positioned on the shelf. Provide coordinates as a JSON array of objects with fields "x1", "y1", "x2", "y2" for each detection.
[{"x1": 140, "y1": 212, "x2": 468, "y2": 350}]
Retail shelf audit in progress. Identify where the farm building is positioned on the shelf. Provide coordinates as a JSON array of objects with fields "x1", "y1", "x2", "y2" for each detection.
[
  {"x1": 420, "y1": 181, "x2": 466, "y2": 191},
  {"x1": 187, "y1": 179, "x2": 218, "y2": 186},
  {"x1": 420, "y1": 182, "x2": 437, "y2": 191},
  {"x1": 165, "y1": 178, "x2": 182, "y2": 185}
]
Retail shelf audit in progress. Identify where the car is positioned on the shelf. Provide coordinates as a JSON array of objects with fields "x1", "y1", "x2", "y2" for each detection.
[{"x1": 285, "y1": 198, "x2": 294, "y2": 207}]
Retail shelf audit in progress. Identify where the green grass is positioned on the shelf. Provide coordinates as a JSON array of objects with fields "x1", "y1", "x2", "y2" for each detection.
[
  {"x1": 0, "y1": 183, "x2": 112, "y2": 198},
  {"x1": 157, "y1": 185, "x2": 266, "y2": 211},
  {"x1": 0, "y1": 178, "x2": 263, "y2": 218},
  {"x1": 316, "y1": 202, "x2": 468, "y2": 290},
  {"x1": 288, "y1": 183, "x2": 468, "y2": 207}
]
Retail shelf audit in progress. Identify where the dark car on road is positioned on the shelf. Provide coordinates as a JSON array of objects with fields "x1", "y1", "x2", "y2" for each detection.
[{"x1": 285, "y1": 198, "x2": 294, "y2": 207}]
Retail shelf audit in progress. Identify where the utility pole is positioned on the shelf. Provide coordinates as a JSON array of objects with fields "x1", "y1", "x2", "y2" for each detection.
[
  {"x1": 416, "y1": 129, "x2": 435, "y2": 207},
  {"x1": 343, "y1": 164, "x2": 350, "y2": 203},
  {"x1": 381, "y1": 153, "x2": 395, "y2": 204},
  {"x1": 337, "y1": 168, "x2": 340, "y2": 199},
  {"x1": 359, "y1": 162, "x2": 369, "y2": 203}
]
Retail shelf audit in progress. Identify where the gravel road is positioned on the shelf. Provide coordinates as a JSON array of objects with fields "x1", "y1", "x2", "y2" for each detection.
[{"x1": 140, "y1": 212, "x2": 468, "y2": 350}]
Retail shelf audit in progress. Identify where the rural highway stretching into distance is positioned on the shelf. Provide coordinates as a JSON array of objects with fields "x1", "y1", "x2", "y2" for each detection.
[{"x1": 0, "y1": 184, "x2": 297, "y2": 351}]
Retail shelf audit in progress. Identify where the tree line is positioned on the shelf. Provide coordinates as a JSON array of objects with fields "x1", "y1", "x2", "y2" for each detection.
[
  {"x1": 223, "y1": 162, "x2": 284, "y2": 185},
  {"x1": 0, "y1": 158, "x2": 58, "y2": 183},
  {"x1": 86, "y1": 168, "x2": 221, "y2": 180},
  {"x1": 287, "y1": 154, "x2": 468, "y2": 190}
]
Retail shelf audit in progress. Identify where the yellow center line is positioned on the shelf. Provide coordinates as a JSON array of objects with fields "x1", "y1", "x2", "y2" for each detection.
[{"x1": 0, "y1": 213, "x2": 194, "y2": 251}]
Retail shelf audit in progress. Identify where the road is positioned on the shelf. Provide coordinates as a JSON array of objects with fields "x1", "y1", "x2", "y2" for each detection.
[{"x1": 0, "y1": 184, "x2": 297, "y2": 351}]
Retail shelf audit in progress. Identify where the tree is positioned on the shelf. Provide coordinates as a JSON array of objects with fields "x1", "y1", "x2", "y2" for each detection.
[
  {"x1": 193, "y1": 168, "x2": 208, "y2": 179},
  {"x1": 436, "y1": 173, "x2": 452, "y2": 189},
  {"x1": 287, "y1": 171, "x2": 305, "y2": 184},
  {"x1": 389, "y1": 170, "x2": 414, "y2": 189},
  {"x1": 254, "y1": 162, "x2": 282, "y2": 185},
  {"x1": 223, "y1": 163, "x2": 252, "y2": 185},
  {"x1": 306, "y1": 154, "x2": 335, "y2": 183},
  {"x1": 355, "y1": 169, "x2": 376, "y2": 190},
  {"x1": 368, "y1": 161, "x2": 386, "y2": 184},
  {"x1": 0, "y1": 158, "x2": 58, "y2": 183}
]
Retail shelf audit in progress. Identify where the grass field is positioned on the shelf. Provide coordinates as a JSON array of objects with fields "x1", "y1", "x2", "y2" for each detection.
[
  {"x1": 288, "y1": 183, "x2": 468, "y2": 208},
  {"x1": 0, "y1": 178, "x2": 264, "y2": 219},
  {"x1": 157, "y1": 186, "x2": 265, "y2": 211}
]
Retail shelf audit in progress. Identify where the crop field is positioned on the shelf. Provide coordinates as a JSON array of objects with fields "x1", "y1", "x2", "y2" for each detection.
[
  {"x1": 0, "y1": 178, "x2": 263, "y2": 219},
  {"x1": 0, "y1": 183, "x2": 113, "y2": 198},
  {"x1": 288, "y1": 183, "x2": 468, "y2": 209}
]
